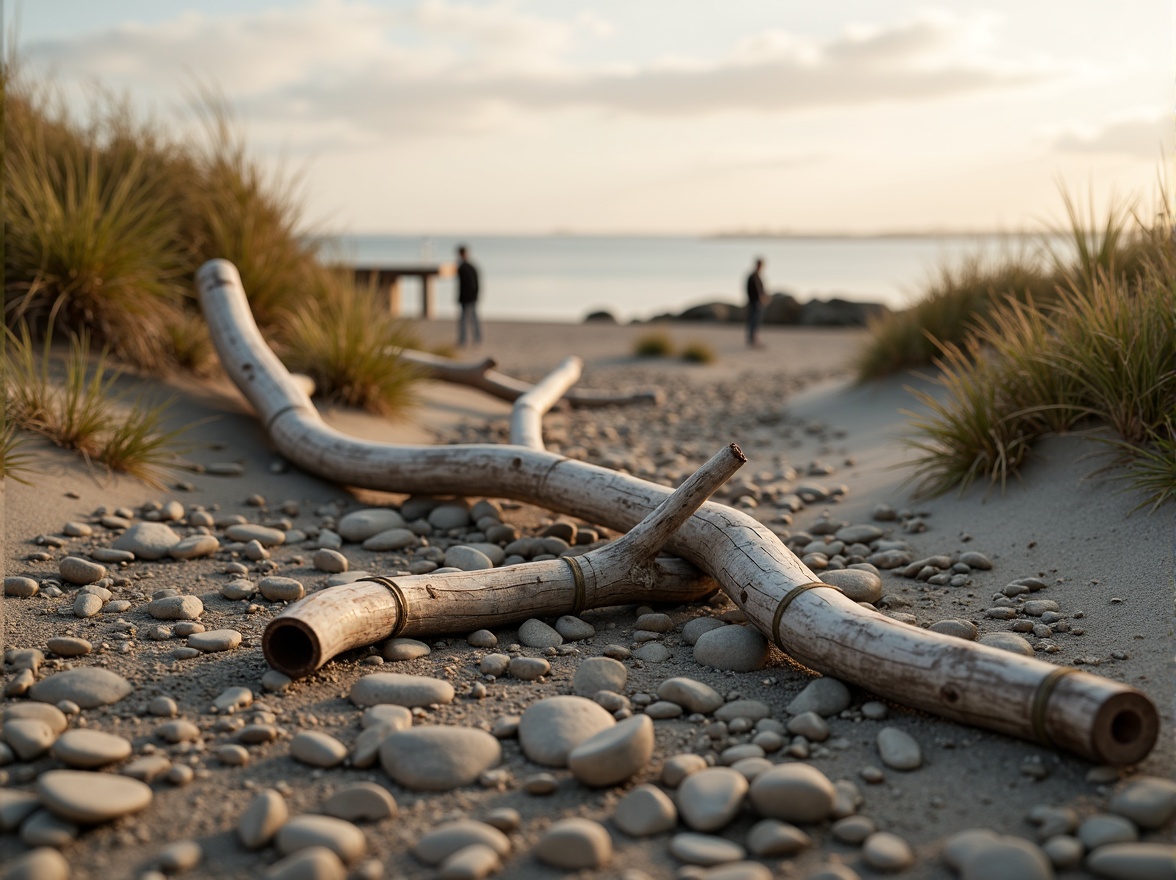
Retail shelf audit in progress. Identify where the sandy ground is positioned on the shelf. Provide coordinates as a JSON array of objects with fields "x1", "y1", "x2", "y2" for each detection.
[{"x1": 1, "y1": 318, "x2": 1173, "y2": 879}]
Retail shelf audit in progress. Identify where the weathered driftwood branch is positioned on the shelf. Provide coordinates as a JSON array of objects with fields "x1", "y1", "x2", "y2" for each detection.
[
  {"x1": 511, "y1": 356, "x2": 582, "y2": 450},
  {"x1": 265, "y1": 444, "x2": 745, "y2": 677},
  {"x1": 395, "y1": 347, "x2": 664, "y2": 408},
  {"x1": 197, "y1": 259, "x2": 1159, "y2": 765}
]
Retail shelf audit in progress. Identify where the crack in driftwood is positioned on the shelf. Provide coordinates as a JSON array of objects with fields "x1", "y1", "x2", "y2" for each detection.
[{"x1": 196, "y1": 258, "x2": 1159, "y2": 766}]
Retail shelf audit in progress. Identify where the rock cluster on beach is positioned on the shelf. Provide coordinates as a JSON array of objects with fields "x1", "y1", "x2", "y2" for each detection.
[{"x1": 2, "y1": 364, "x2": 1173, "y2": 880}]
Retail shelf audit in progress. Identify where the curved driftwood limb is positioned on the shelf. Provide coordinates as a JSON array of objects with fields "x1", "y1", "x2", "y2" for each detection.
[
  {"x1": 197, "y1": 259, "x2": 1159, "y2": 766},
  {"x1": 395, "y1": 347, "x2": 664, "y2": 408},
  {"x1": 511, "y1": 356, "x2": 582, "y2": 449},
  {"x1": 264, "y1": 443, "x2": 745, "y2": 677}
]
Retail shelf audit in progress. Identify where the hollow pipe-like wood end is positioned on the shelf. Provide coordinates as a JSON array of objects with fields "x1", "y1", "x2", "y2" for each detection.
[
  {"x1": 1089, "y1": 690, "x2": 1160, "y2": 766},
  {"x1": 263, "y1": 616, "x2": 323, "y2": 679}
]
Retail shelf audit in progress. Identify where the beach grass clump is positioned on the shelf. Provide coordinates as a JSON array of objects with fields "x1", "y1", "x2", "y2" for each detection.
[
  {"x1": 634, "y1": 330, "x2": 675, "y2": 358},
  {"x1": 905, "y1": 261, "x2": 1176, "y2": 504},
  {"x1": 0, "y1": 421, "x2": 39, "y2": 484},
  {"x1": 163, "y1": 310, "x2": 219, "y2": 378},
  {"x1": 680, "y1": 341, "x2": 716, "y2": 364},
  {"x1": 855, "y1": 251, "x2": 1055, "y2": 380},
  {"x1": 279, "y1": 273, "x2": 423, "y2": 416},
  {"x1": 3, "y1": 323, "x2": 189, "y2": 484},
  {"x1": 4, "y1": 82, "x2": 189, "y2": 372}
]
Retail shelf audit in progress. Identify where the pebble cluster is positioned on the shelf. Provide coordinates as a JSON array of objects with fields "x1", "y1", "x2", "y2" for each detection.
[{"x1": 2, "y1": 367, "x2": 1173, "y2": 880}]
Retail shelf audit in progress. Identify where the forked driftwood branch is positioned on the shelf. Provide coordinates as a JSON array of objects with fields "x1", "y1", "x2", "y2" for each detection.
[
  {"x1": 395, "y1": 348, "x2": 664, "y2": 408},
  {"x1": 264, "y1": 444, "x2": 745, "y2": 677},
  {"x1": 197, "y1": 259, "x2": 1159, "y2": 765}
]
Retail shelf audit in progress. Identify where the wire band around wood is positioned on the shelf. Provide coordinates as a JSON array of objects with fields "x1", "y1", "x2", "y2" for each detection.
[
  {"x1": 1030, "y1": 665, "x2": 1077, "y2": 748},
  {"x1": 562, "y1": 555, "x2": 588, "y2": 615},
  {"x1": 772, "y1": 582, "x2": 843, "y2": 651},
  {"x1": 362, "y1": 576, "x2": 410, "y2": 638}
]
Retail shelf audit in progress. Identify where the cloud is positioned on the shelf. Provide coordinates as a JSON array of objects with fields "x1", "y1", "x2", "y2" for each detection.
[
  {"x1": 1054, "y1": 116, "x2": 1172, "y2": 159},
  {"x1": 23, "y1": 1, "x2": 1060, "y2": 143}
]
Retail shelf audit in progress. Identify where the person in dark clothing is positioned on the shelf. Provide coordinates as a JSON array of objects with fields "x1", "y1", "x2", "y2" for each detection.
[
  {"x1": 455, "y1": 244, "x2": 481, "y2": 347},
  {"x1": 745, "y1": 257, "x2": 766, "y2": 347}
]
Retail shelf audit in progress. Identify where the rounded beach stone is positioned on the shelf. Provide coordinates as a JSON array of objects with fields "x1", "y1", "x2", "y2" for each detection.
[
  {"x1": 682, "y1": 616, "x2": 726, "y2": 645},
  {"x1": 438, "y1": 843, "x2": 502, "y2": 880},
  {"x1": 5, "y1": 703, "x2": 69, "y2": 734},
  {"x1": 820, "y1": 569, "x2": 882, "y2": 603},
  {"x1": 112, "y1": 522, "x2": 181, "y2": 559},
  {"x1": 52, "y1": 729, "x2": 132, "y2": 768},
  {"x1": 568, "y1": 715, "x2": 654, "y2": 788},
  {"x1": 535, "y1": 818, "x2": 612, "y2": 870},
  {"x1": 74, "y1": 593, "x2": 104, "y2": 618},
  {"x1": 746, "y1": 819, "x2": 812, "y2": 856},
  {"x1": 265, "y1": 847, "x2": 346, "y2": 880},
  {"x1": 748, "y1": 763, "x2": 837, "y2": 824},
  {"x1": 693, "y1": 625, "x2": 769, "y2": 672},
  {"x1": 225, "y1": 523, "x2": 286, "y2": 546},
  {"x1": 1108, "y1": 776, "x2": 1176, "y2": 829},
  {"x1": 876, "y1": 727, "x2": 922, "y2": 771},
  {"x1": 168, "y1": 534, "x2": 220, "y2": 560},
  {"x1": 20, "y1": 808, "x2": 77, "y2": 848},
  {"x1": 239, "y1": 789, "x2": 288, "y2": 849},
  {"x1": 787, "y1": 711, "x2": 830, "y2": 742},
  {"x1": 258, "y1": 576, "x2": 304, "y2": 602},
  {"x1": 714, "y1": 699, "x2": 770, "y2": 723},
  {"x1": 786, "y1": 677, "x2": 852, "y2": 717},
  {"x1": 380, "y1": 638, "x2": 431, "y2": 661},
  {"x1": 38, "y1": 770, "x2": 152, "y2": 823},
  {"x1": 518, "y1": 618, "x2": 563, "y2": 648},
  {"x1": 518, "y1": 695, "x2": 615, "y2": 767},
  {"x1": 572, "y1": 657, "x2": 628, "y2": 696},
  {"x1": 428, "y1": 503, "x2": 471, "y2": 530},
  {"x1": 323, "y1": 782, "x2": 398, "y2": 823},
  {"x1": 414, "y1": 820, "x2": 511, "y2": 865},
  {"x1": 635, "y1": 612, "x2": 673, "y2": 632},
  {"x1": 957, "y1": 835, "x2": 1052, "y2": 880},
  {"x1": 613, "y1": 784, "x2": 677, "y2": 836},
  {"x1": 221, "y1": 579, "x2": 257, "y2": 601},
  {"x1": 275, "y1": 815, "x2": 366, "y2": 863},
  {"x1": 148, "y1": 595, "x2": 204, "y2": 620},
  {"x1": 943, "y1": 829, "x2": 1001, "y2": 868},
  {"x1": 643, "y1": 700, "x2": 683, "y2": 719},
  {"x1": 159, "y1": 840, "x2": 203, "y2": 873},
  {"x1": 2, "y1": 719, "x2": 57, "y2": 761},
  {"x1": 444, "y1": 545, "x2": 494, "y2": 571},
  {"x1": 1085, "y1": 843, "x2": 1176, "y2": 880},
  {"x1": 678, "y1": 767, "x2": 750, "y2": 832},
  {"x1": 863, "y1": 831, "x2": 915, "y2": 871},
  {"x1": 351, "y1": 673, "x2": 455, "y2": 707},
  {"x1": 1077, "y1": 814, "x2": 1138, "y2": 849},
  {"x1": 29, "y1": 667, "x2": 132, "y2": 709},
  {"x1": 5, "y1": 576, "x2": 39, "y2": 597},
  {"x1": 508, "y1": 656, "x2": 550, "y2": 680},
  {"x1": 157, "y1": 719, "x2": 200, "y2": 743},
  {"x1": 467, "y1": 630, "x2": 497, "y2": 648},
  {"x1": 362, "y1": 705, "x2": 413, "y2": 730},
  {"x1": 663, "y1": 752, "x2": 709, "y2": 787},
  {"x1": 978, "y1": 632, "x2": 1034, "y2": 656},
  {"x1": 379, "y1": 725, "x2": 501, "y2": 791},
  {"x1": 555, "y1": 615, "x2": 595, "y2": 641},
  {"x1": 46, "y1": 636, "x2": 92, "y2": 657},
  {"x1": 314, "y1": 549, "x2": 349, "y2": 573},
  {"x1": 633, "y1": 642, "x2": 671, "y2": 662},
  {"x1": 669, "y1": 832, "x2": 746, "y2": 866},
  {"x1": 6, "y1": 847, "x2": 71, "y2": 880},
  {"x1": 657, "y1": 677, "x2": 724, "y2": 714},
  {"x1": 362, "y1": 528, "x2": 416, "y2": 551},
  {"x1": 832, "y1": 815, "x2": 877, "y2": 844},
  {"x1": 338, "y1": 508, "x2": 406, "y2": 542},
  {"x1": 291, "y1": 731, "x2": 349, "y2": 768},
  {"x1": 929, "y1": 619, "x2": 979, "y2": 640},
  {"x1": 479, "y1": 653, "x2": 510, "y2": 677},
  {"x1": 59, "y1": 556, "x2": 107, "y2": 585},
  {"x1": 188, "y1": 629, "x2": 242, "y2": 652}
]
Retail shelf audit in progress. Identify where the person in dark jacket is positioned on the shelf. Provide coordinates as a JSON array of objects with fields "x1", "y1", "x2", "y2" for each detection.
[
  {"x1": 455, "y1": 244, "x2": 481, "y2": 347},
  {"x1": 745, "y1": 257, "x2": 766, "y2": 347}
]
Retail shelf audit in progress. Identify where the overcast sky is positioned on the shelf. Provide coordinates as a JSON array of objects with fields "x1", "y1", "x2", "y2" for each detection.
[{"x1": 12, "y1": 0, "x2": 1174, "y2": 235}]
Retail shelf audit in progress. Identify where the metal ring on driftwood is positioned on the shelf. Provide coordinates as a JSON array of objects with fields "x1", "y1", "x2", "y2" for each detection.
[
  {"x1": 771, "y1": 582, "x2": 843, "y2": 651},
  {"x1": 562, "y1": 555, "x2": 588, "y2": 616},
  {"x1": 197, "y1": 259, "x2": 1160, "y2": 765}
]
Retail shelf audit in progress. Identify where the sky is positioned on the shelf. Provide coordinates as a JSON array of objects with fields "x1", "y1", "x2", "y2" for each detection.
[{"x1": 10, "y1": 0, "x2": 1174, "y2": 236}]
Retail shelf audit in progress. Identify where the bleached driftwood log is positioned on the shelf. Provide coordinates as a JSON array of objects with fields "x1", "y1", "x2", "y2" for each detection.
[
  {"x1": 511, "y1": 356, "x2": 582, "y2": 450},
  {"x1": 395, "y1": 347, "x2": 664, "y2": 408},
  {"x1": 197, "y1": 259, "x2": 1159, "y2": 766},
  {"x1": 265, "y1": 444, "x2": 744, "y2": 676}
]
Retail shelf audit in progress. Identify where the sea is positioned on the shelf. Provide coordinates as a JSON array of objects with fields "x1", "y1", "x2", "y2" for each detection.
[{"x1": 323, "y1": 233, "x2": 1051, "y2": 324}]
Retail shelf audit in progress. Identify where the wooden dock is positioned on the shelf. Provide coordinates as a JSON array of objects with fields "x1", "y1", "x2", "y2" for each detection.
[{"x1": 353, "y1": 264, "x2": 455, "y2": 318}]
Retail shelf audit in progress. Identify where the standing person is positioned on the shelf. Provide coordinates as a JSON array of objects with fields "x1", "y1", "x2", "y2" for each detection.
[
  {"x1": 455, "y1": 244, "x2": 481, "y2": 347},
  {"x1": 745, "y1": 257, "x2": 767, "y2": 348}
]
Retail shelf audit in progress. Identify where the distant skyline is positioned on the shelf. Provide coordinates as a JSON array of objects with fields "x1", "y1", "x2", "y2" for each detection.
[{"x1": 11, "y1": 0, "x2": 1174, "y2": 236}]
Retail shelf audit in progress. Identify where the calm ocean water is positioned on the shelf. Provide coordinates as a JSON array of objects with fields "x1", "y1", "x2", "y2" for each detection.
[{"x1": 325, "y1": 233, "x2": 1048, "y2": 323}]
